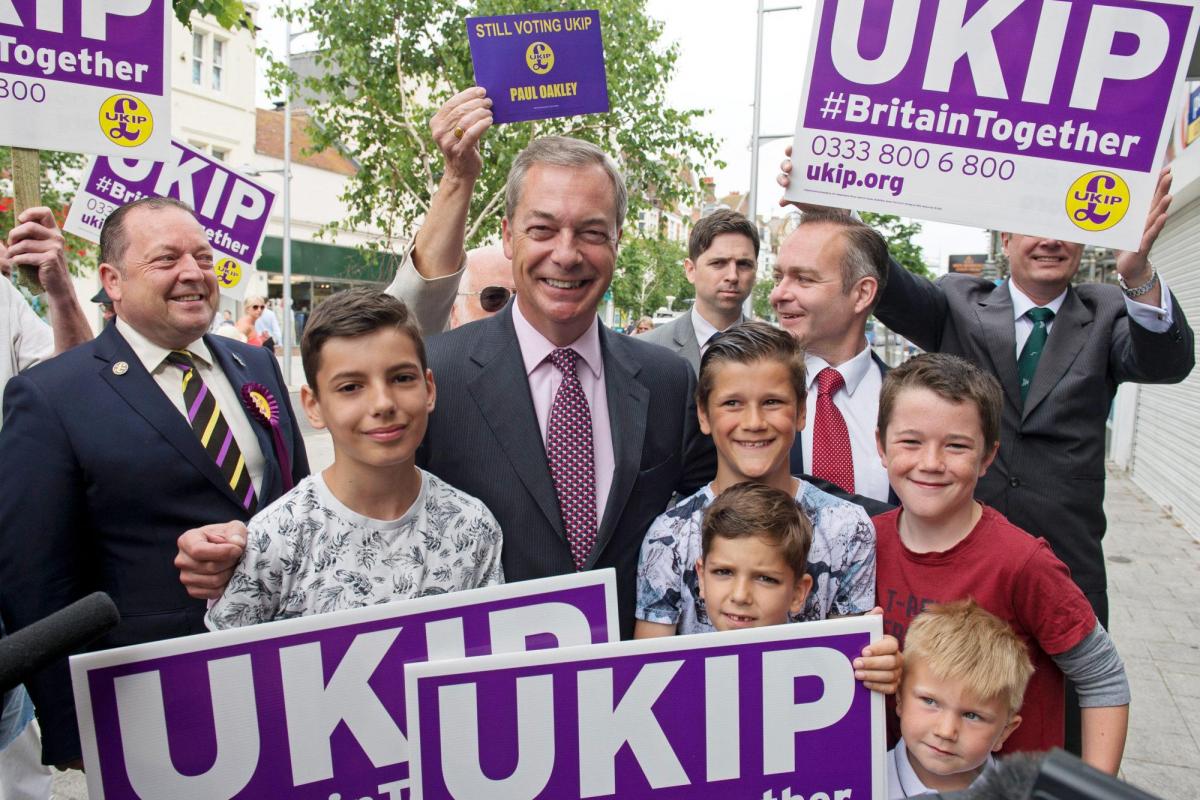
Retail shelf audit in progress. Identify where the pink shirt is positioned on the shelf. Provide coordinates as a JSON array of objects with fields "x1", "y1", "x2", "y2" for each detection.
[{"x1": 511, "y1": 301, "x2": 615, "y2": 527}]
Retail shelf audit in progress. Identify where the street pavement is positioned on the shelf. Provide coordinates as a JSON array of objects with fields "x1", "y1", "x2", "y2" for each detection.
[{"x1": 51, "y1": 462, "x2": 1200, "y2": 798}]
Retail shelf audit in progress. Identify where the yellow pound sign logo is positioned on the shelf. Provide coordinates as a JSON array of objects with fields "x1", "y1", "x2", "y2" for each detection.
[
  {"x1": 248, "y1": 390, "x2": 273, "y2": 422},
  {"x1": 214, "y1": 258, "x2": 243, "y2": 289},
  {"x1": 526, "y1": 41, "x2": 555, "y2": 75},
  {"x1": 98, "y1": 94, "x2": 154, "y2": 148},
  {"x1": 1066, "y1": 171, "x2": 1130, "y2": 233}
]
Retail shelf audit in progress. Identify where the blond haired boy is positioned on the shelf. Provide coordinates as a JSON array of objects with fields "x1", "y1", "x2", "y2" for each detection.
[{"x1": 889, "y1": 600, "x2": 1034, "y2": 798}]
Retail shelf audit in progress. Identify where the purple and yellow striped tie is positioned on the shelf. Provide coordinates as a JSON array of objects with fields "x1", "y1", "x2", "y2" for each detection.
[{"x1": 165, "y1": 350, "x2": 256, "y2": 512}]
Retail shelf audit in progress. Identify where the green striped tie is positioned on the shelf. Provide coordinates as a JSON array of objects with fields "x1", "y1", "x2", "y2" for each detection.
[
  {"x1": 1017, "y1": 307, "x2": 1055, "y2": 406},
  {"x1": 165, "y1": 351, "x2": 256, "y2": 511}
]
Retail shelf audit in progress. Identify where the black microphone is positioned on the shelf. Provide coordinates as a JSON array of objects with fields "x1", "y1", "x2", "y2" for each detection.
[
  {"x1": 0, "y1": 592, "x2": 120, "y2": 694},
  {"x1": 932, "y1": 749, "x2": 1163, "y2": 800}
]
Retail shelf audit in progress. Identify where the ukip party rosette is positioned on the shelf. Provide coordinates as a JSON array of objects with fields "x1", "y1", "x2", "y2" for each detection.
[
  {"x1": 467, "y1": 9, "x2": 609, "y2": 124},
  {"x1": 239, "y1": 382, "x2": 294, "y2": 492}
]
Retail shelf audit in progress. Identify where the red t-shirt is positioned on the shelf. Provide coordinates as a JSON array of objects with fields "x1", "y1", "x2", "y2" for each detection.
[{"x1": 874, "y1": 505, "x2": 1096, "y2": 754}]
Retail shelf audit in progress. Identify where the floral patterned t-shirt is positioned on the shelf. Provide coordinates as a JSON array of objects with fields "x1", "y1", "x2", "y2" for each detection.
[
  {"x1": 206, "y1": 468, "x2": 504, "y2": 629},
  {"x1": 635, "y1": 479, "x2": 876, "y2": 634}
]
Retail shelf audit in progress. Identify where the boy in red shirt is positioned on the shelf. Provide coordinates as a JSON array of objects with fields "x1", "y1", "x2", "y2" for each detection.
[{"x1": 873, "y1": 353, "x2": 1128, "y2": 773}]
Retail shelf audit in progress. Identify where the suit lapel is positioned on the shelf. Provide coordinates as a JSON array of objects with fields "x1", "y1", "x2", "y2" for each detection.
[
  {"x1": 95, "y1": 326, "x2": 244, "y2": 508},
  {"x1": 590, "y1": 328, "x2": 649, "y2": 567},
  {"x1": 207, "y1": 337, "x2": 281, "y2": 501},
  {"x1": 672, "y1": 313, "x2": 701, "y2": 370},
  {"x1": 974, "y1": 282, "x2": 1023, "y2": 412},
  {"x1": 466, "y1": 308, "x2": 567, "y2": 538},
  {"x1": 1022, "y1": 288, "x2": 1091, "y2": 421}
]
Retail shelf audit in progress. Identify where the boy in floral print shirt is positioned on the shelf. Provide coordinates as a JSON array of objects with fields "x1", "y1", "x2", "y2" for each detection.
[{"x1": 207, "y1": 290, "x2": 502, "y2": 629}]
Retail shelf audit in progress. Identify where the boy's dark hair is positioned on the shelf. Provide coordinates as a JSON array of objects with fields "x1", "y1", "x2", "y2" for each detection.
[
  {"x1": 701, "y1": 481, "x2": 813, "y2": 578},
  {"x1": 878, "y1": 353, "x2": 1002, "y2": 448},
  {"x1": 689, "y1": 209, "x2": 760, "y2": 262},
  {"x1": 301, "y1": 289, "x2": 426, "y2": 390},
  {"x1": 697, "y1": 320, "x2": 806, "y2": 410}
]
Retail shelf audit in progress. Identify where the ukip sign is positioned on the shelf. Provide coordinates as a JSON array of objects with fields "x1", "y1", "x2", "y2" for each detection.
[
  {"x1": 0, "y1": 0, "x2": 171, "y2": 158},
  {"x1": 467, "y1": 10, "x2": 610, "y2": 124},
  {"x1": 785, "y1": 0, "x2": 1200, "y2": 250},
  {"x1": 70, "y1": 572, "x2": 618, "y2": 800},
  {"x1": 64, "y1": 140, "x2": 276, "y2": 300},
  {"x1": 406, "y1": 616, "x2": 884, "y2": 800}
]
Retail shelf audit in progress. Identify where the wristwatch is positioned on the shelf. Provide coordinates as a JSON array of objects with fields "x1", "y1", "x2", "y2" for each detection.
[{"x1": 1119, "y1": 268, "x2": 1158, "y2": 298}]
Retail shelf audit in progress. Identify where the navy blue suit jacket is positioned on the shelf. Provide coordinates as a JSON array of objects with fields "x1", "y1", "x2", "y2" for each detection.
[{"x1": 0, "y1": 324, "x2": 309, "y2": 764}]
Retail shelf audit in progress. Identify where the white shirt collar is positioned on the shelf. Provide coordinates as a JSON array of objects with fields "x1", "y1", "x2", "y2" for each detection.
[
  {"x1": 511, "y1": 299, "x2": 602, "y2": 379},
  {"x1": 891, "y1": 739, "x2": 996, "y2": 797},
  {"x1": 805, "y1": 341, "x2": 874, "y2": 396},
  {"x1": 115, "y1": 317, "x2": 213, "y2": 373},
  {"x1": 1008, "y1": 279, "x2": 1067, "y2": 321},
  {"x1": 690, "y1": 306, "x2": 742, "y2": 351}
]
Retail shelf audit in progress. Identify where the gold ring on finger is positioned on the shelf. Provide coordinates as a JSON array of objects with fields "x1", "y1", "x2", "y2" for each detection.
[{"x1": 454, "y1": 126, "x2": 465, "y2": 140}]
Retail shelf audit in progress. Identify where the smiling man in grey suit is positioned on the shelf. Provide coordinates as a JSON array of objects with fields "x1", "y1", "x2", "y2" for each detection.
[
  {"x1": 641, "y1": 209, "x2": 759, "y2": 372},
  {"x1": 178, "y1": 89, "x2": 710, "y2": 637},
  {"x1": 415, "y1": 135, "x2": 708, "y2": 636}
]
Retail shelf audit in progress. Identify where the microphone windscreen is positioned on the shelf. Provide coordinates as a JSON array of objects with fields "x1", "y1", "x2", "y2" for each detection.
[{"x1": 0, "y1": 592, "x2": 120, "y2": 693}]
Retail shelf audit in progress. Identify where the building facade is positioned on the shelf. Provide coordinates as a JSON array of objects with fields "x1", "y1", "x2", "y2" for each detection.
[{"x1": 1109, "y1": 81, "x2": 1200, "y2": 536}]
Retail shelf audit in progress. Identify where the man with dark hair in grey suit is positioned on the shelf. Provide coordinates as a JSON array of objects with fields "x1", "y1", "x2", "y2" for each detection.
[{"x1": 640, "y1": 209, "x2": 759, "y2": 372}]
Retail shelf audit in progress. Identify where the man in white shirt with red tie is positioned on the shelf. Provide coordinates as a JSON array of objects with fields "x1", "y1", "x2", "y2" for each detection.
[{"x1": 769, "y1": 210, "x2": 894, "y2": 510}]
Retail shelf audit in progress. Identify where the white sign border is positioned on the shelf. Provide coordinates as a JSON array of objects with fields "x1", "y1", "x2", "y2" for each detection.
[
  {"x1": 70, "y1": 569, "x2": 620, "y2": 799},
  {"x1": 406, "y1": 614, "x2": 885, "y2": 800}
]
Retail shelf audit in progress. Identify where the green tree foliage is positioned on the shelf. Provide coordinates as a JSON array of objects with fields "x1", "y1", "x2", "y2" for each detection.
[
  {"x1": 266, "y1": 0, "x2": 720, "y2": 264},
  {"x1": 860, "y1": 211, "x2": 933, "y2": 280},
  {"x1": 172, "y1": 0, "x2": 251, "y2": 30},
  {"x1": 751, "y1": 278, "x2": 774, "y2": 321},
  {"x1": 610, "y1": 235, "x2": 692, "y2": 319}
]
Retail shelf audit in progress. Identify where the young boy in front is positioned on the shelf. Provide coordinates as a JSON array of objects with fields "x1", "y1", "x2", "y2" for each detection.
[
  {"x1": 695, "y1": 481, "x2": 814, "y2": 631},
  {"x1": 636, "y1": 321, "x2": 898, "y2": 690},
  {"x1": 874, "y1": 353, "x2": 1129, "y2": 772},
  {"x1": 207, "y1": 290, "x2": 502, "y2": 628},
  {"x1": 888, "y1": 599, "x2": 1033, "y2": 798}
]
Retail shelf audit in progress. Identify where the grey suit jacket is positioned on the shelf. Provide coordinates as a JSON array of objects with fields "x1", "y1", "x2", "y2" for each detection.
[
  {"x1": 875, "y1": 263, "x2": 1194, "y2": 597},
  {"x1": 418, "y1": 302, "x2": 713, "y2": 637},
  {"x1": 640, "y1": 312, "x2": 702, "y2": 374}
]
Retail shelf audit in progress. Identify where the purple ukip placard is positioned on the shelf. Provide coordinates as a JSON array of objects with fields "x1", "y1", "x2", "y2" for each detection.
[
  {"x1": 70, "y1": 571, "x2": 619, "y2": 800},
  {"x1": 0, "y1": 0, "x2": 172, "y2": 157},
  {"x1": 467, "y1": 10, "x2": 609, "y2": 124},
  {"x1": 407, "y1": 616, "x2": 884, "y2": 799}
]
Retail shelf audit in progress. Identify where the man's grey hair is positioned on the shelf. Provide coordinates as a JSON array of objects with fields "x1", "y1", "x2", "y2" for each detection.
[
  {"x1": 797, "y1": 209, "x2": 889, "y2": 312},
  {"x1": 503, "y1": 136, "x2": 628, "y2": 227}
]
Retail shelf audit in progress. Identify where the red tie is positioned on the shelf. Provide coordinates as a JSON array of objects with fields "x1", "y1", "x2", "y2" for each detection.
[
  {"x1": 546, "y1": 348, "x2": 597, "y2": 570},
  {"x1": 812, "y1": 367, "x2": 855, "y2": 494}
]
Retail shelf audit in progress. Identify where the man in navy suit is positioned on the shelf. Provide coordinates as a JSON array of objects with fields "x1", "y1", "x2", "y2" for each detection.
[
  {"x1": 770, "y1": 211, "x2": 895, "y2": 511},
  {"x1": 0, "y1": 197, "x2": 309, "y2": 767}
]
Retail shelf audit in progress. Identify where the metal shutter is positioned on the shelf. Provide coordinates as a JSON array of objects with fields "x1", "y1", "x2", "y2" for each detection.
[{"x1": 1129, "y1": 198, "x2": 1200, "y2": 535}]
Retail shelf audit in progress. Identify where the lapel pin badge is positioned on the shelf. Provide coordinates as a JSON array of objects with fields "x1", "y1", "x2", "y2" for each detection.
[
  {"x1": 232, "y1": 353, "x2": 247, "y2": 368},
  {"x1": 112, "y1": 361, "x2": 129, "y2": 375}
]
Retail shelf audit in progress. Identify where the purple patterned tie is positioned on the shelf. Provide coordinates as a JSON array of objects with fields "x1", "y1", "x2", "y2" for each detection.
[{"x1": 546, "y1": 348, "x2": 597, "y2": 571}]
